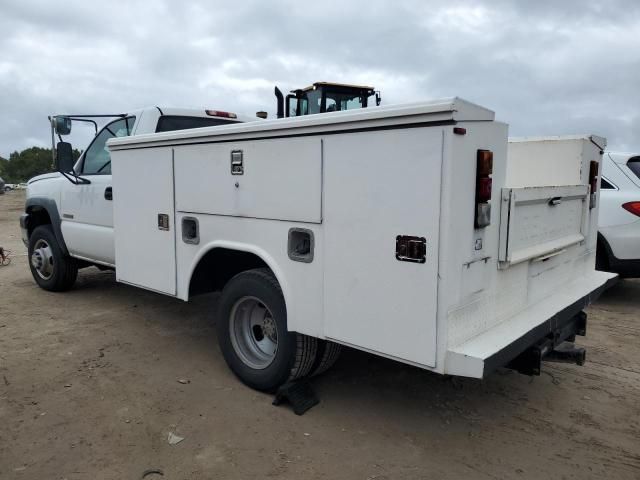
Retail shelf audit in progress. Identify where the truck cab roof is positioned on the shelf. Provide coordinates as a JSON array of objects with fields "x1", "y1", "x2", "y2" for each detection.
[
  {"x1": 297, "y1": 82, "x2": 376, "y2": 94},
  {"x1": 150, "y1": 107, "x2": 257, "y2": 124}
]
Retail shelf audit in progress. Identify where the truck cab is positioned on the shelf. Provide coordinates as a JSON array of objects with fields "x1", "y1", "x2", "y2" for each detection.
[
  {"x1": 275, "y1": 82, "x2": 381, "y2": 118},
  {"x1": 21, "y1": 107, "x2": 255, "y2": 288}
]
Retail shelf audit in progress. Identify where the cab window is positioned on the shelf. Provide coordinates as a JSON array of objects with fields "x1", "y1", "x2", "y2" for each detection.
[
  {"x1": 155, "y1": 115, "x2": 235, "y2": 132},
  {"x1": 82, "y1": 116, "x2": 135, "y2": 175},
  {"x1": 305, "y1": 90, "x2": 322, "y2": 115}
]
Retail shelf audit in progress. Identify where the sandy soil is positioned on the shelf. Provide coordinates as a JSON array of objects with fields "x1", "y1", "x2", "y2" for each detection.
[{"x1": 1, "y1": 190, "x2": 639, "y2": 480}]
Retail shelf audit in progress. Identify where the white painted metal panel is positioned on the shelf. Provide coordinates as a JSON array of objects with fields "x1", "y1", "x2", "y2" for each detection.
[
  {"x1": 323, "y1": 128, "x2": 442, "y2": 367},
  {"x1": 498, "y1": 185, "x2": 588, "y2": 267},
  {"x1": 174, "y1": 138, "x2": 322, "y2": 223},
  {"x1": 112, "y1": 148, "x2": 176, "y2": 295},
  {"x1": 61, "y1": 222, "x2": 114, "y2": 266},
  {"x1": 507, "y1": 138, "x2": 583, "y2": 187},
  {"x1": 60, "y1": 175, "x2": 115, "y2": 264}
]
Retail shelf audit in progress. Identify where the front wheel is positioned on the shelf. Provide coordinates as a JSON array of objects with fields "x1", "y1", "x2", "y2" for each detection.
[
  {"x1": 216, "y1": 268, "x2": 317, "y2": 392},
  {"x1": 28, "y1": 225, "x2": 78, "y2": 291}
]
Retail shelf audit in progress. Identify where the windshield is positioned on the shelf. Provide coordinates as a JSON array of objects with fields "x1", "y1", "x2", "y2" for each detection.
[
  {"x1": 81, "y1": 117, "x2": 135, "y2": 175},
  {"x1": 325, "y1": 91, "x2": 366, "y2": 112}
]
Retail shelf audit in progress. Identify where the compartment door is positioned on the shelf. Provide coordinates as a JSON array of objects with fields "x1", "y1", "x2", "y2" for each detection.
[
  {"x1": 323, "y1": 128, "x2": 442, "y2": 367},
  {"x1": 112, "y1": 147, "x2": 177, "y2": 295}
]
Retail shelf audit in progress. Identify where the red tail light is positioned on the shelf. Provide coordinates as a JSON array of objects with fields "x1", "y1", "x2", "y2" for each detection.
[
  {"x1": 622, "y1": 202, "x2": 640, "y2": 217},
  {"x1": 205, "y1": 110, "x2": 237, "y2": 119},
  {"x1": 475, "y1": 150, "x2": 493, "y2": 228},
  {"x1": 478, "y1": 177, "x2": 492, "y2": 202}
]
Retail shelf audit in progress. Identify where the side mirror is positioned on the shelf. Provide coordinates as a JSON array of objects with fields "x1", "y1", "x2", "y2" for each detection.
[
  {"x1": 56, "y1": 141, "x2": 75, "y2": 173},
  {"x1": 53, "y1": 116, "x2": 72, "y2": 135}
]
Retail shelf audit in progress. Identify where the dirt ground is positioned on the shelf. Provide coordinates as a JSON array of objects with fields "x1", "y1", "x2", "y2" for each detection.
[{"x1": 1, "y1": 190, "x2": 639, "y2": 480}]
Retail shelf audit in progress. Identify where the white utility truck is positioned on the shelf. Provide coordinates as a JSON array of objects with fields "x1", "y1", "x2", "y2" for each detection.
[{"x1": 23, "y1": 97, "x2": 615, "y2": 392}]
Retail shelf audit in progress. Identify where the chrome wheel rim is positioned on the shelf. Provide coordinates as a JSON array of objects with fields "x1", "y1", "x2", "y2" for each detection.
[
  {"x1": 31, "y1": 239, "x2": 54, "y2": 280},
  {"x1": 229, "y1": 296, "x2": 278, "y2": 369}
]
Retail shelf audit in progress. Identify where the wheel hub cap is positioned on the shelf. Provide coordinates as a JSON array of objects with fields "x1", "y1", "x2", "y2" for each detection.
[
  {"x1": 31, "y1": 239, "x2": 54, "y2": 280},
  {"x1": 229, "y1": 297, "x2": 278, "y2": 370}
]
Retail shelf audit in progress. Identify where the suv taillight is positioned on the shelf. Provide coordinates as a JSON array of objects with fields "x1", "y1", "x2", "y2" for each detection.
[
  {"x1": 622, "y1": 202, "x2": 640, "y2": 217},
  {"x1": 475, "y1": 150, "x2": 493, "y2": 228}
]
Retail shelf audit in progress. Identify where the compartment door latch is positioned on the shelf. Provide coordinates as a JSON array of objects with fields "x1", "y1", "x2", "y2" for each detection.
[
  {"x1": 396, "y1": 235, "x2": 427, "y2": 263},
  {"x1": 231, "y1": 150, "x2": 244, "y2": 175},
  {"x1": 157, "y1": 213, "x2": 170, "y2": 231}
]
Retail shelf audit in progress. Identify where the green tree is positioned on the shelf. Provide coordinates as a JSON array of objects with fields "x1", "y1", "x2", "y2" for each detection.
[
  {"x1": 0, "y1": 147, "x2": 80, "y2": 183},
  {"x1": 0, "y1": 156, "x2": 8, "y2": 181}
]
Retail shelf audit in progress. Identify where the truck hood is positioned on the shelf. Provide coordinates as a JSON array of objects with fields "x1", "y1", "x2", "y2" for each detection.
[{"x1": 28, "y1": 172, "x2": 61, "y2": 184}]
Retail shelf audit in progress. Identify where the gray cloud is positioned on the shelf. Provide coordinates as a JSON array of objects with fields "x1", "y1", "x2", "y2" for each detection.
[{"x1": 1, "y1": 0, "x2": 639, "y2": 157}]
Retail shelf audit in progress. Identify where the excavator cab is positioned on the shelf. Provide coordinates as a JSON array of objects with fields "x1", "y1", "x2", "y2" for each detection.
[{"x1": 275, "y1": 82, "x2": 381, "y2": 118}]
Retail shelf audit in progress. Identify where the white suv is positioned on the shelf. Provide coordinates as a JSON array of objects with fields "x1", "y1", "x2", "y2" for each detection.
[{"x1": 597, "y1": 152, "x2": 640, "y2": 277}]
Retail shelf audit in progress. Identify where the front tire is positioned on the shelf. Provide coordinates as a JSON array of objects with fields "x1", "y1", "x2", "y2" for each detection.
[
  {"x1": 217, "y1": 268, "x2": 317, "y2": 392},
  {"x1": 28, "y1": 225, "x2": 78, "y2": 291}
]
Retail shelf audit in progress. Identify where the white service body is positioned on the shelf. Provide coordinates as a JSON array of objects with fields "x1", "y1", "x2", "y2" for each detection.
[{"x1": 108, "y1": 99, "x2": 615, "y2": 378}]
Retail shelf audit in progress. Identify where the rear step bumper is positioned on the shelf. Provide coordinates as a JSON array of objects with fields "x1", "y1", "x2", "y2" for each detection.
[
  {"x1": 505, "y1": 312, "x2": 587, "y2": 376},
  {"x1": 445, "y1": 272, "x2": 618, "y2": 378}
]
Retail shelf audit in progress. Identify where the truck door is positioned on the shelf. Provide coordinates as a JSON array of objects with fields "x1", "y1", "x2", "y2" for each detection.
[{"x1": 60, "y1": 116, "x2": 135, "y2": 265}]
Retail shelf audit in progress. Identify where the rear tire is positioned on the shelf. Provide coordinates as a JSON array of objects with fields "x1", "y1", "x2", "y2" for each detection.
[
  {"x1": 309, "y1": 340, "x2": 343, "y2": 377},
  {"x1": 216, "y1": 268, "x2": 317, "y2": 392},
  {"x1": 28, "y1": 225, "x2": 78, "y2": 292}
]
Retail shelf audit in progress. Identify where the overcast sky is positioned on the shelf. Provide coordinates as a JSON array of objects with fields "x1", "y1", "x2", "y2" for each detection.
[{"x1": 1, "y1": 0, "x2": 639, "y2": 158}]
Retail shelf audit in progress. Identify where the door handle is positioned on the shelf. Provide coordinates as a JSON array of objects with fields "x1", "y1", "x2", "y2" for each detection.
[{"x1": 104, "y1": 186, "x2": 112, "y2": 201}]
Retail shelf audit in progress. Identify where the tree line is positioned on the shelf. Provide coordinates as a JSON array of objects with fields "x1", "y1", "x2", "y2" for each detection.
[{"x1": 0, "y1": 147, "x2": 81, "y2": 183}]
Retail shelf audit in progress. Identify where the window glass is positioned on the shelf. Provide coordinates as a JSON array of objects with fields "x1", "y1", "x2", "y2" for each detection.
[
  {"x1": 288, "y1": 97, "x2": 300, "y2": 117},
  {"x1": 82, "y1": 117, "x2": 135, "y2": 175},
  {"x1": 600, "y1": 178, "x2": 615, "y2": 190},
  {"x1": 305, "y1": 90, "x2": 322, "y2": 114},
  {"x1": 323, "y1": 91, "x2": 364, "y2": 112},
  {"x1": 298, "y1": 98, "x2": 309, "y2": 115},
  {"x1": 156, "y1": 116, "x2": 235, "y2": 132},
  {"x1": 342, "y1": 95, "x2": 364, "y2": 110},
  {"x1": 627, "y1": 157, "x2": 640, "y2": 181}
]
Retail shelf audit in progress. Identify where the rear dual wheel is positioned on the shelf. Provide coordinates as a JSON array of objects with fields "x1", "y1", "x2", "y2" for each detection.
[{"x1": 217, "y1": 268, "x2": 341, "y2": 391}]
